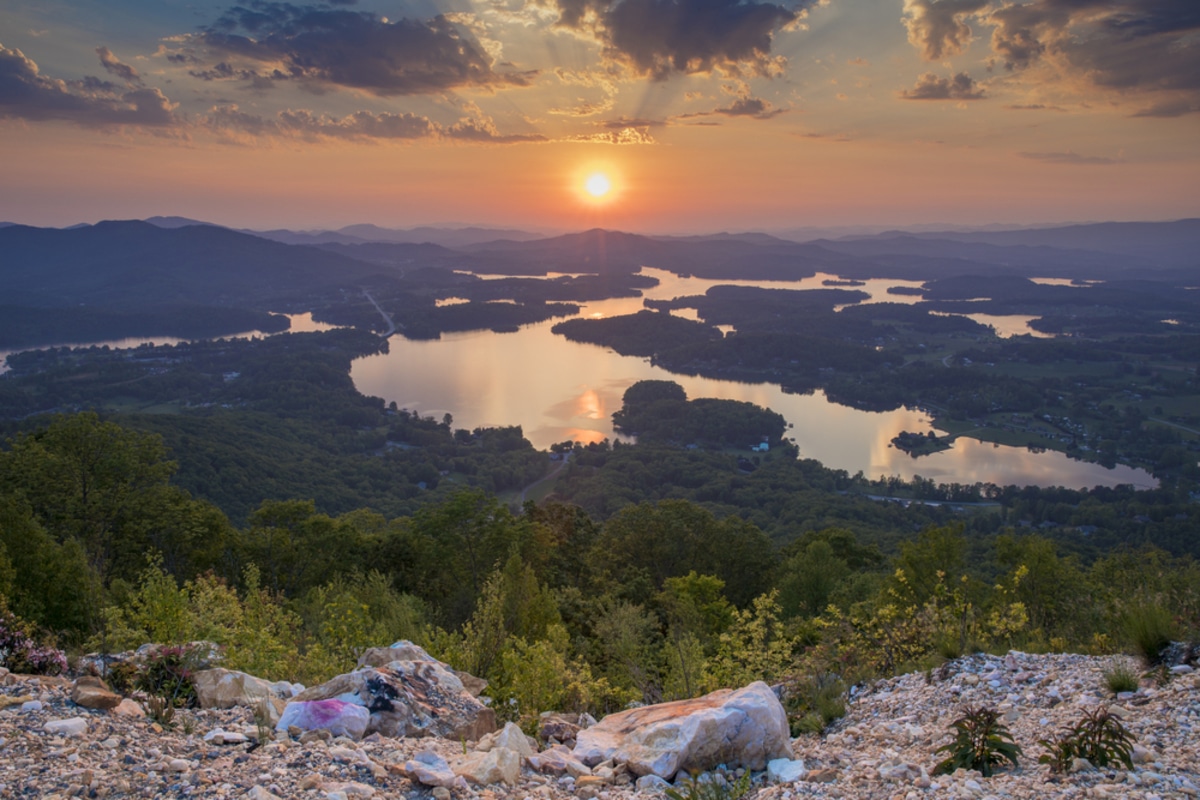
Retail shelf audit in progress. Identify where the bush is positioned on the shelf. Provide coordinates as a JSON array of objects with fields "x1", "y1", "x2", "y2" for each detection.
[
  {"x1": 1122, "y1": 603, "x2": 1176, "y2": 665},
  {"x1": 1038, "y1": 707, "x2": 1135, "y2": 773},
  {"x1": 933, "y1": 706, "x2": 1022, "y2": 777},
  {"x1": 136, "y1": 645, "x2": 200, "y2": 709},
  {"x1": 0, "y1": 606, "x2": 67, "y2": 676},
  {"x1": 785, "y1": 673, "x2": 847, "y2": 736},
  {"x1": 1102, "y1": 659, "x2": 1139, "y2": 695}
]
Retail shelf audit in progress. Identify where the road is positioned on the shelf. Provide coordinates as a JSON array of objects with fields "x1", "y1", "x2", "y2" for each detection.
[
  {"x1": 519, "y1": 453, "x2": 571, "y2": 504},
  {"x1": 362, "y1": 290, "x2": 397, "y2": 337}
]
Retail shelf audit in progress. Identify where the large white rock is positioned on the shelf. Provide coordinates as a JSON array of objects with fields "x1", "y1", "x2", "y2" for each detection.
[
  {"x1": 573, "y1": 681, "x2": 793, "y2": 779},
  {"x1": 357, "y1": 641, "x2": 488, "y2": 697},
  {"x1": 476, "y1": 721, "x2": 537, "y2": 757},
  {"x1": 276, "y1": 699, "x2": 370, "y2": 740},
  {"x1": 193, "y1": 668, "x2": 282, "y2": 709}
]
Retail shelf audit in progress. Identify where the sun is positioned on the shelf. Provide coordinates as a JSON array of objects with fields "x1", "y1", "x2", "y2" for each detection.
[{"x1": 584, "y1": 172, "x2": 612, "y2": 198}]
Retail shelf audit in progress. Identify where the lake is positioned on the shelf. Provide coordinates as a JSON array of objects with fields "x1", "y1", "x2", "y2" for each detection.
[{"x1": 350, "y1": 269, "x2": 1155, "y2": 490}]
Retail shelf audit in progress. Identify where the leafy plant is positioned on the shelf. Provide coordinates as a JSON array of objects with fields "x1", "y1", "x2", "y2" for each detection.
[
  {"x1": 933, "y1": 706, "x2": 1022, "y2": 777},
  {"x1": 105, "y1": 660, "x2": 141, "y2": 695},
  {"x1": 784, "y1": 673, "x2": 847, "y2": 736},
  {"x1": 1037, "y1": 707, "x2": 1136, "y2": 773},
  {"x1": 136, "y1": 645, "x2": 199, "y2": 709},
  {"x1": 1102, "y1": 659, "x2": 1139, "y2": 695},
  {"x1": 0, "y1": 606, "x2": 67, "y2": 676},
  {"x1": 665, "y1": 770, "x2": 752, "y2": 800}
]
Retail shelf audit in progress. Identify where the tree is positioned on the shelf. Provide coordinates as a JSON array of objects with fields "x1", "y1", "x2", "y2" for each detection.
[{"x1": 0, "y1": 412, "x2": 175, "y2": 584}]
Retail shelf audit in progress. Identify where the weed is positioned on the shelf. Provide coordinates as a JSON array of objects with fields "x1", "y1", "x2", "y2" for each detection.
[
  {"x1": 1037, "y1": 707, "x2": 1135, "y2": 773},
  {"x1": 252, "y1": 696, "x2": 275, "y2": 746},
  {"x1": 142, "y1": 694, "x2": 177, "y2": 729},
  {"x1": 933, "y1": 706, "x2": 1022, "y2": 777},
  {"x1": 105, "y1": 661, "x2": 140, "y2": 695},
  {"x1": 1102, "y1": 659, "x2": 1139, "y2": 695},
  {"x1": 665, "y1": 771, "x2": 751, "y2": 800}
]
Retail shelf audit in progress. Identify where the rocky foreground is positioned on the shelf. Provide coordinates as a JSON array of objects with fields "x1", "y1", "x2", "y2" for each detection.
[{"x1": 2, "y1": 649, "x2": 1199, "y2": 800}]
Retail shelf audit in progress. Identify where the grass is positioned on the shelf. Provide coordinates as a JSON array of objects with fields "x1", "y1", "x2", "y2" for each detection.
[
  {"x1": 1122, "y1": 603, "x2": 1176, "y2": 665},
  {"x1": 1102, "y1": 658, "x2": 1140, "y2": 695}
]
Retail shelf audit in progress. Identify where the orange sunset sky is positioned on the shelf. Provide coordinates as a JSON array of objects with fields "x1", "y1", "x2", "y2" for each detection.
[{"x1": 1, "y1": 0, "x2": 1197, "y2": 233}]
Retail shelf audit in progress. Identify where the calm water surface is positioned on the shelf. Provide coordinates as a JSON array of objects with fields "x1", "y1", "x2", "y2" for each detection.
[{"x1": 351, "y1": 270, "x2": 1154, "y2": 489}]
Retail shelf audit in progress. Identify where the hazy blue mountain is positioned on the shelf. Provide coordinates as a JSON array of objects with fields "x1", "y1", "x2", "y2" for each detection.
[{"x1": 0, "y1": 220, "x2": 380, "y2": 309}]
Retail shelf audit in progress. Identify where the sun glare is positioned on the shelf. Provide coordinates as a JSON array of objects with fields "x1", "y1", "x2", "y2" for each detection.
[{"x1": 584, "y1": 172, "x2": 612, "y2": 198}]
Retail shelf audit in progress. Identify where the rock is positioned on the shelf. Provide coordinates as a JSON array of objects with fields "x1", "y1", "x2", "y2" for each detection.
[
  {"x1": 572, "y1": 681, "x2": 793, "y2": 779},
  {"x1": 289, "y1": 662, "x2": 496, "y2": 739},
  {"x1": 275, "y1": 700, "x2": 370, "y2": 740},
  {"x1": 452, "y1": 746, "x2": 522, "y2": 785},
  {"x1": 636, "y1": 774, "x2": 673, "y2": 792},
  {"x1": 244, "y1": 787, "x2": 283, "y2": 800},
  {"x1": 111, "y1": 698, "x2": 145, "y2": 717},
  {"x1": 44, "y1": 717, "x2": 88, "y2": 737},
  {"x1": 477, "y1": 721, "x2": 537, "y2": 757},
  {"x1": 432, "y1": 788, "x2": 452, "y2": 800},
  {"x1": 804, "y1": 768, "x2": 838, "y2": 783},
  {"x1": 404, "y1": 750, "x2": 465, "y2": 789},
  {"x1": 357, "y1": 640, "x2": 489, "y2": 697},
  {"x1": 1070, "y1": 756, "x2": 1094, "y2": 773},
  {"x1": 527, "y1": 744, "x2": 594, "y2": 777},
  {"x1": 20, "y1": 700, "x2": 43, "y2": 713},
  {"x1": 767, "y1": 758, "x2": 807, "y2": 782},
  {"x1": 70, "y1": 676, "x2": 123, "y2": 710},
  {"x1": 204, "y1": 728, "x2": 251, "y2": 745},
  {"x1": 192, "y1": 668, "x2": 284, "y2": 710},
  {"x1": 0, "y1": 695, "x2": 34, "y2": 710},
  {"x1": 541, "y1": 711, "x2": 596, "y2": 746}
]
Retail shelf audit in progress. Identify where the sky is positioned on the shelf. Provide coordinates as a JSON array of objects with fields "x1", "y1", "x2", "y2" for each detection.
[{"x1": 0, "y1": 0, "x2": 1197, "y2": 233}]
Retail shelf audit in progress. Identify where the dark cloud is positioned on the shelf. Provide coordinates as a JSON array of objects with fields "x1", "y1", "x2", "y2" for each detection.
[
  {"x1": 1131, "y1": 99, "x2": 1200, "y2": 118},
  {"x1": 900, "y1": 71, "x2": 985, "y2": 100},
  {"x1": 554, "y1": 0, "x2": 804, "y2": 79},
  {"x1": 206, "y1": 103, "x2": 545, "y2": 143},
  {"x1": 0, "y1": 43, "x2": 176, "y2": 127},
  {"x1": 903, "y1": 0, "x2": 991, "y2": 61},
  {"x1": 198, "y1": 2, "x2": 532, "y2": 96},
  {"x1": 96, "y1": 47, "x2": 141, "y2": 84},
  {"x1": 989, "y1": 0, "x2": 1200, "y2": 89},
  {"x1": 1018, "y1": 151, "x2": 1120, "y2": 164},
  {"x1": 679, "y1": 95, "x2": 782, "y2": 119}
]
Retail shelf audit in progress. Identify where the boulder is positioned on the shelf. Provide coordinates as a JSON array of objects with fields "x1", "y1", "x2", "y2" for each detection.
[
  {"x1": 572, "y1": 681, "x2": 793, "y2": 779},
  {"x1": 70, "y1": 676, "x2": 123, "y2": 710},
  {"x1": 476, "y1": 721, "x2": 537, "y2": 757},
  {"x1": 526, "y1": 744, "x2": 593, "y2": 777},
  {"x1": 357, "y1": 641, "x2": 488, "y2": 697},
  {"x1": 193, "y1": 668, "x2": 287, "y2": 710},
  {"x1": 540, "y1": 711, "x2": 596, "y2": 746},
  {"x1": 452, "y1": 747, "x2": 521, "y2": 786},
  {"x1": 403, "y1": 750, "x2": 466, "y2": 789},
  {"x1": 276, "y1": 700, "x2": 370, "y2": 740},
  {"x1": 289, "y1": 662, "x2": 495, "y2": 739}
]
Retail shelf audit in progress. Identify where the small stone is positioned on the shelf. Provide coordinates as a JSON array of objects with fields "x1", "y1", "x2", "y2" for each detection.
[
  {"x1": 767, "y1": 758, "x2": 806, "y2": 783},
  {"x1": 636, "y1": 775, "x2": 673, "y2": 792},
  {"x1": 44, "y1": 718, "x2": 88, "y2": 737},
  {"x1": 244, "y1": 787, "x2": 283, "y2": 800},
  {"x1": 20, "y1": 700, "x2": 43, "y2": 713},
  {"x1": 804, "y1": 768, "x2": 837, "y2": 783},
  {"x1": 432, "y1": 789, "x2": 452, "y2": 800},
  {"x1": 299, "y1": 775, "x2": 324, "y2": 790},
  {"x1": 111, "y1": 699, "x2": 145, "y2": 717}
]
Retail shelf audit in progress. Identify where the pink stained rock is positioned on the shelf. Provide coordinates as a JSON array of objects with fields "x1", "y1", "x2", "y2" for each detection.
[{"x1": 276, "y1": 699, "x2": 370, "y2": 740}]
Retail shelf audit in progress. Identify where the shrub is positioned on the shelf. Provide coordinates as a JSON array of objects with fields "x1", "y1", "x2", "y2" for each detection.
[
  {"x1": 1102, "y1": 659, "x2": 1139, "y2": 695},
  {"x1": 1122, "y1": 603, "x2": 1176, "y2": 665},
  {"x1": 933, "y1": 706, "x2": 1022, "y2": 777},
  {"x1": 0, "y1": 606, "x2": 67, "y2": 676},
  {"x1": 136, "y1": 645, "x2": 199, "y2": 709},
  {"x1": 665, "y1": 770, "x2": 752, "y2": 800},
  {"x1": 1038, "y1": 707, "x2": 1135, "y2": 773},
  {"x1": 784, "y1": 673, "x2": 847, "y2": 736}
]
